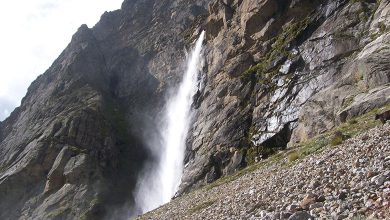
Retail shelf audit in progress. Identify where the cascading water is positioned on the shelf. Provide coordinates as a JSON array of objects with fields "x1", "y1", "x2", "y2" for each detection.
[
  {"x1": 160, "y1": 30, "x2": 206, "y2": 202},
  {"x1": 134, "y1": 31, "x2": 205, "y2": 214}
]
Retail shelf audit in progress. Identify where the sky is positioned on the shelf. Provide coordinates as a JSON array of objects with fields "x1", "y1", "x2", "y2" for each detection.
[{"x1": 0, "y1": 0, "x2": 123, "y2": 121}]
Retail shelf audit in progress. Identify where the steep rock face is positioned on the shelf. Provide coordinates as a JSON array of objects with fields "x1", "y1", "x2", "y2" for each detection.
[
  {"x1": 0, "y1": 0, "x2": 389, "y2": 219},
  {"x1": 180, "y1": 0, "x2": 390, "y2": 193},
  {"x1": 0, "y1": 0, "x2": 209, "y2": 219}
]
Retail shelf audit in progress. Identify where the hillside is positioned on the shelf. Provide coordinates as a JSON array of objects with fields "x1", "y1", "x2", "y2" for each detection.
[
  {"x1": 140, "y1": 107, "x2": 390, "y2": 219},
  {"x1": 0, "y1": 0, "x2": 389, "y2": 219}
]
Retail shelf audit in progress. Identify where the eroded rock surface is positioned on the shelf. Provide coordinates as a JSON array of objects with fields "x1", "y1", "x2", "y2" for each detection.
[
  {"x1": 140, "y1": 123, "x2": 390, "y2": 220},
  {"x1": 181, "y1": 0, "x2": 390, "y2": 194},
  {"x1": 1, "y1": 0, "x2": 390, "y2": 219},
  {"x1": 0, "y1": 0, "x2": 209, "y2": 219}
]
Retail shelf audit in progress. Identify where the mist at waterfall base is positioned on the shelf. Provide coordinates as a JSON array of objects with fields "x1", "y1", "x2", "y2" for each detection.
[{"x1": 133, "y1": 31, "x2": 206, "y2": 215}]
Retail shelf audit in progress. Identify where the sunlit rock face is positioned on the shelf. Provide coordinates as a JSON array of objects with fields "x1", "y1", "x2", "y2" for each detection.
[
  {"x1": 180, "y1": 0, "x2": 390, "y2": 194},
  {"x1": 1, "y1": 0, "x2": 390, "y2": 219}
]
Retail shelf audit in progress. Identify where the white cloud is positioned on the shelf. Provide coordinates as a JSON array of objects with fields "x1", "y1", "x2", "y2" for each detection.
[
  {"x1": 0, "y1": 0, "x2": 123, "y2": 121},
  {"x1": 0, "y1": 97, "x2": 15, "y2": 121}
]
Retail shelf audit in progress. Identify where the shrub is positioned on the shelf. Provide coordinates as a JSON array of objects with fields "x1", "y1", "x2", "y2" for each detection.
[
  {"x1": 288, "y1": 151, "x2": 300, "y2": 162},
  {"x1": 330, "y1": 136, "x2": 343, "y2": 146},
  {"x1": 188, "y1": 200, "x2": 215, "y2": 214},
  {"x1": 348, "y1": 119, "x2": 358, "y2": 125},
  {"x1": 246, "y1": 147, "x2": 258, "y2": 165},
  {"x1": 378, "y1": 22, "x2": 386, "y2": 33}
]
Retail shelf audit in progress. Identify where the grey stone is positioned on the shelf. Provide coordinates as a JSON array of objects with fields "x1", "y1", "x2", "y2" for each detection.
[
  {"x1": 288, "y1": 211, "x2": 314, "y2": 220},
  {"x1": 44, "y1": 146, "x2": 75, "y2": 194},
  {"x1": 309, "y1": 202, "x2": 323, "y2": 210},
  {"x1": 2, "y1": 0, "x2": 390, "y2": 219},
  {"x1": 371, "y1": 175, "x2": 386, "y2": 186}
]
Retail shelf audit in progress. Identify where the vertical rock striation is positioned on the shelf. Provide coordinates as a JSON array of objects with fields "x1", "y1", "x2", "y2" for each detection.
[
  {"x1": 0, "y1": 0, "x2": 209, "y2": 219},
  {"x1": 180, "y1": 0, "x2": 390, "y2": 194},
  {"x1": 0, "y1": 0, "x2": 389, "y2": 219}
]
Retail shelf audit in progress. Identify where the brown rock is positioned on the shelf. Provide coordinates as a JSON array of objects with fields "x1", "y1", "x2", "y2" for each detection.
[
  {"x1": 367, "y1": 171, "x2": 378, "y2": 178},
  {"x1": 300, "y1": 193, "x2": 317, "y2": 210}
]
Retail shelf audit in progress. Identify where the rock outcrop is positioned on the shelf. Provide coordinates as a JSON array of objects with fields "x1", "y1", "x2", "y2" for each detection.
[
  {"x1": 0, "y1": 0, "x2": 389, "y2": 219},
  {"x1": 0, "y1": 0, "x2": 209, "y2": 219},
  {"x1": 140, "y1": 119, "x2": 390, "y2": 220},
  {"x1": 181, "y1": 0, "x2": 390, "y2": 194}
]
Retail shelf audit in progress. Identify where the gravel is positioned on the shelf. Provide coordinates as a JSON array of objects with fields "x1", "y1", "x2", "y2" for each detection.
[{"x1": 139, "y1": 124, "x2": 390, "y2": 220}]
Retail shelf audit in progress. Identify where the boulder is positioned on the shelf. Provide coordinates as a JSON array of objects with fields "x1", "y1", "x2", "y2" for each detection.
[
  {"x1": 300, "y1": 193, "x2": 317, "y2": 210},
  {"x1": 288, "y1": 211, "x2": 314, "y2": 220},
  {"x1": 64, "y1": 153, "x2": 89, "y2": 184},
  {"x1": 44, "y1": 146, "x2": 75, "y2": 194},
  {"x1": 224, "y1": 150, "x2": 244, "y2": 175},
  {"x1": 240, "y1": 0, "x2": 278, "y2": 36}
]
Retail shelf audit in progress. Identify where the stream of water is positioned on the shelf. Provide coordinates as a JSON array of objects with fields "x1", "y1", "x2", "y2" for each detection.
[{"x1": 134, "y1": 31, "x2": 205, "y2": 214}]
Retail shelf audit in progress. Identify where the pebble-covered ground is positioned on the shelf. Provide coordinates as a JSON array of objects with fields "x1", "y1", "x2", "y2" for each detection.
[{"x1": 139, "y1": 123, "x2": 390, "y2": 220}]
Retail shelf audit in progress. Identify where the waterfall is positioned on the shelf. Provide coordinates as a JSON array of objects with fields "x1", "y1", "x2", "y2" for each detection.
[
  {"x1": 134, "y1": 31, "x2": 205, "y2": 214},
  {"x1": 160, "y1": 30, "x2": 205, "y2": 202}
]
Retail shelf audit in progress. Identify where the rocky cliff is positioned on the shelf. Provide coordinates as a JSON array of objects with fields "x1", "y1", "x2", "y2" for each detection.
[
  {"x1": 0, "y1": 0, "x2": 209, "y2": 219},
  {"x1": 180, "y1": 0, "x2": 390, "y2": 194},
  {"x1": 0, "y1": 0, "x2": 389, "y2": 219},
  {"x1": 141, "y1": 112, "x2": 390, "y2": 219}
]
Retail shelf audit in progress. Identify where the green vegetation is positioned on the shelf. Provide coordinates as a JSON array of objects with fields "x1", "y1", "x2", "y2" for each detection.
[
  {"x1": 0, "y1": 164, "x2": 7, "y2": 174},
  {"x1": 292, "y1": 105, "x2": 387, "y2": 160},
  {"x1": 204, "y1": 151, "x2": 285, "y2": 191},
  {"x1": 79, "y1": 197, "x2": 104, "y2": 220},
  {"x1": 245, "y1": 147, "x2": 258, "y2": 165},
  {"x1": 290, "y1": 103, "x2": 390, "y2": 161},
  {"x1": 185, "y1": 103, "x2": 388, "y2": 216},
  {"x1": 90, "y1": 198, "x2": 101, "y2": 206},
  {"x1": 188, "y1": 200, "x2": 216, "y2": 214},
  {"x1": 240, "y1": 18, "x2": 316, "y2": 155},
  {"x1": 350, "y1": 0, "x2": 381, "y2": 5},
  {"x1": 330, "y1": 135, "x2": 344, "y2": 146},
  {"x1": 342, "y1": 96, "x2": 356, "y2": 109},
  {"x1": 298, "y1": 137, "x2": 328, "y2": 158},
  {"x1": 287, "y1": 151, "x2": 300, "y2": 163},
  {"x1": 47, "y1": 207, "x2": 70, "y2": 219},
  {"x1": 242, "y1": 17, "x2": 311, "y2": 78},
  {"x1": 245, "y1": 145, "x2": 278, "y2": 166},
  {"x1": 378, "y1": 22, "x2": 387, "y2": 34},
  {"x1": 351, "y1": 214, "x2": 367, "y2": 220},
  {"x1": 68, "y1": 145, "x2": 88, "y2": 154},
  {"x1": 268, "y1": 18, "x2": 310, "y2": 60},
  {"x1": 348, "y1": 118, "x2": 358, "y2": 125},
  {"x1": 351, "y1": 0, "x2": 383, "y2": 28},
  {"x1": 204, "y1": 103, "x2": 390, "y2": 192}
]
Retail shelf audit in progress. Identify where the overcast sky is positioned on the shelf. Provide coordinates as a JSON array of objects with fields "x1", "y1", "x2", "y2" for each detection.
[{"x1": 0, "y1": 0, "x2": 123, "y2": 121}]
